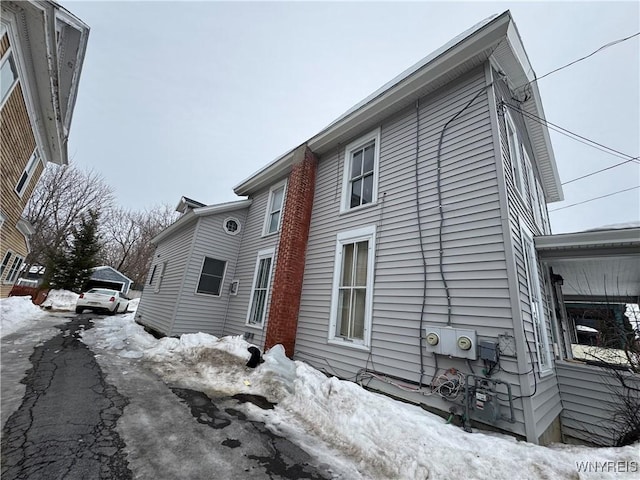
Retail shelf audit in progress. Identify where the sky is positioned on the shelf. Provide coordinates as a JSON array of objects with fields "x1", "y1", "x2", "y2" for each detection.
[{"x1": 62, "y1": 1, "x2": 639, "y2": 234}]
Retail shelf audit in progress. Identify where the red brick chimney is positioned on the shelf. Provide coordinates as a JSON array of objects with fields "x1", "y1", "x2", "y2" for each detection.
[{"x1": 264, "y1": 145, "x2": 318, "y2": 357}]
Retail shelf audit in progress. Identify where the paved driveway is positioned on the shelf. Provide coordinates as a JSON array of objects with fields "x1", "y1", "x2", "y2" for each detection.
[{"x1": 1, "y1": 313, "x2": 340, "y2": 479}]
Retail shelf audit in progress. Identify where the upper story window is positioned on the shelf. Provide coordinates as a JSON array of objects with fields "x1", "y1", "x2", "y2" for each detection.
[
  {"x1": 341, "y1": 128, "x2": 381, "y2": 213},
  {"x1": 0, "y1": 251, "x2": 11, "y2": 279},
  {"x1": 1, "y1": 50, "x2": 18, "y2": 105},
  {"x1": 328, "y1": 225, "x2": 376, "y2": 349},
  {"x1": 15, "y1": 149, "x2": 39, "y2": 197},
  {"x1": 504, "y1": 111, "x2": 525, "y2": 196},
  {"x1": 3, "y1": 253, "x2": 24, "y2": 284},
  {"x1": 263, "y1": 180, "x2": 286, "y2": 236},
  {"x1": 224, "y1": 217, "x2": 241, "y2": 235}
]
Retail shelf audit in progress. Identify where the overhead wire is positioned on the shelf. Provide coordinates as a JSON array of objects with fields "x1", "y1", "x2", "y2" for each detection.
[
  {"x1": 561, "y1": 159, "x2": 639, "y2": 185},
  {"x1": 549, "y1": 186, "x2": 640, "y2": 212}
]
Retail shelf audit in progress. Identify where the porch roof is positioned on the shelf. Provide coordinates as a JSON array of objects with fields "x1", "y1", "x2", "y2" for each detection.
[{"x1": 535, "y1": 226, "x2": 640, "y2": 303}]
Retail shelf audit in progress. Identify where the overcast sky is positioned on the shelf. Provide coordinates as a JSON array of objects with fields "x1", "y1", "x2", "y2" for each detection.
[{"x1": 62, "y1": 1, "x2": 639, "y2": 234}]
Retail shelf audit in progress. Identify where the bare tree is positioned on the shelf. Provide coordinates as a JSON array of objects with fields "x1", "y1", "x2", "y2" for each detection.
[{"x1": 23, "y1": 163, "x2": 114, "y2": 280}]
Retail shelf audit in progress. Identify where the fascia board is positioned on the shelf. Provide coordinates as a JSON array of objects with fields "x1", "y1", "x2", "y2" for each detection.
[
  {"x1": 192, "y1": 199, "x2": 253, "y2": 217},
  {"x1": 234, "y1": 12, "x2": 511, "y2": 196},
  {"x1": 535, "y1": 227, "x2": 640, "y2": 251}
]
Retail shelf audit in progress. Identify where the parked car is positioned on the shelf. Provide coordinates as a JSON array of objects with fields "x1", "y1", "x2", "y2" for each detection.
[{"x1": 75, "y1": 288, "x2": 130, "y2": 314}]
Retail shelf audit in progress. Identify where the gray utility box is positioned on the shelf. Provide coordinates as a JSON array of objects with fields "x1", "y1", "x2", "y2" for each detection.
[{"x1": 423, "y1": 326, "x2": 478, "y2": 360}]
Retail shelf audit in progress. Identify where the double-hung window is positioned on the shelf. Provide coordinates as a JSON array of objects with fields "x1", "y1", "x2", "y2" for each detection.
[
  {"x1": 520, "y1": 224, "x2": 552, "y2": 373},
  {"x1": 3, "y1": 254, "x2": 24, "y2": 284},
  {"x1": 15, "y1": 150, "x2": 39, "y2": 197},
  {"x1": 1, "y1": 50, "x2": 18, "y2": 106},
  {"x1": 246, "y1": 248, "x2": 275, "y2": 327},
  {"x1": 196, "y1": 257, "x2": 227, "y2": 296},
  {"x1": 263, "y1": 181, "x2": 286, "y2": 236},
  {"x1": 341, "y1": 129, "x2": 380, "y2": 213},
  {"x1": 329, "y1": 226, "x2": 376, "y2": 349},
  {"x1": 524, "y1": 149, "x2": 543, "y2": 230},
  {"x1": 1, "y1": 251, "x2": 12, "y2": 279},
  {"x1": 505, "y1": 112, "x2": 525, "y2": 196}
]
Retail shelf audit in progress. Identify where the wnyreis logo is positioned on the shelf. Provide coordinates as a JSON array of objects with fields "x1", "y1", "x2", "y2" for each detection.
[{"x1": 576, "y1": 461, "x2": 638, "y2": 473}]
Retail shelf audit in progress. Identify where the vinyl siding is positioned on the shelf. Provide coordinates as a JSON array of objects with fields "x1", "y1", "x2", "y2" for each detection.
[
  {"x1": 495, "y1": 77, "x2": 562, "y2": 439},
  {"x1": 222, "y1": 185, "x2": 283, "y2": 347},
  {"x1": 171, "y1": 211, "x2": 247, "y2": 335},
  {"x1": 135, "y1": 224, "x2": 195, "y2": 335},
  {"x1": 556, "y1": 362, "x2": 639, "y2": 446},
  {"x1": 295, "y1": 66, "x2": 527, "y2": 436}
]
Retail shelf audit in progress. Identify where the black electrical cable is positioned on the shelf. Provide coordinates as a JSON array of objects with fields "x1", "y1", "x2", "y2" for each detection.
[
  {"x1": 561, "y1": 159, "x2": 639, "y2": 185},
  {"x1": 514, "y1": 32, "x2": 640, "y2": 90},
  {"x1": 549, "y1": 186, "x2": 639, "y2": 213}
]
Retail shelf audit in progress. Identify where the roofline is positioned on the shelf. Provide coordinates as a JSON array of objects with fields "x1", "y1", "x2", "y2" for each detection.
[
  {"x1": 92, "y1": 265, "x2": 133, "y2": 284},
  {"x1": 535, "y1": 226, "x2": 640, "y2": 253},
  {"x1": 152, "y1": 199, "x2": 252, "y2": 245}
]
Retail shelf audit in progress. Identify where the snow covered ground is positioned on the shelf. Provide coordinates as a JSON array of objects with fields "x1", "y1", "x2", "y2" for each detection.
[{"x1": 2, "y1": 293, "x2": 638, "y2": 478}]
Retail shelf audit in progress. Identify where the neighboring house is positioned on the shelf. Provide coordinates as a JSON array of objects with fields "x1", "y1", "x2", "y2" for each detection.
[
  {"x1": 87, "y1": 266, "x2": 133, "y2": 295},
  {"x1": 137, "y1": 11, "x2": 638, "y2": 445},
  {"x1": 0, "y1": 1, "x2": 89, "y2": 297}
]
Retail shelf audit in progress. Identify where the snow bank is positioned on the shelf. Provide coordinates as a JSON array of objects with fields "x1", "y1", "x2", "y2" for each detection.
[
  {"x1": 82, "y1": 315, "x2": 639, "y2": 479},
  {"x1": 1, "y1": 296, "x2": 45, "y2": 338},
  {"x1": 41, "y1": 289, "x2": 79, "y2": 311}
]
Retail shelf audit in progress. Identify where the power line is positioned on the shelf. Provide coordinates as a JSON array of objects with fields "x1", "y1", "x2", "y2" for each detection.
[
  {"x1": 505, "y1": 102, "x2": 640, "y2": 163},
  {"x1": 549, "y1": 186, "x2": 639, "y2": 212},
  {"x1": 562, "y1": 159, "x2": 639, "y2": 185},
  {"x1": 515, "y1": 32, "x2": 640, "y2": 90}
]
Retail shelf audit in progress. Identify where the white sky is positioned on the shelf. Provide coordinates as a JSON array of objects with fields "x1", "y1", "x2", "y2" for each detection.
[{"x1": 63, "y1": 1, "x2": 639, "y2": 234}]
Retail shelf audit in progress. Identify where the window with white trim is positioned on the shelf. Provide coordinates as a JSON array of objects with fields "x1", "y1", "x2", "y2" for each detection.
[
  {"x1": 246, "y1": 248, "x2": 274, "y2": 327},
  {"x1": 4, "y1": 253, "x2": 24, "y2": 284},
  {"x1": 148, "y1": 264, "x2": 157, "y2": 286},
  {"x1": 0, "y1": 211, "x2": 6, "y2": 230},
  {"x1": 524, "y1": 149, "x2": 543, "y2": 230},
  {"x1": 505, "y1": 112, "x2": 525, "y2": 196},
  {"x1": 1, "y1": 251, "x2": 11, "y2": 279},
  {"x1": 537, "y1": 180, "x2": 551, "y2": 235},
  {"x1": 329, "y1": 226, "x2": 376, "y2": 348},
  {"x1": 263, "y1": 181, "x2": 286, "y2": 235},
  {"x1": 223, "y1": 217, "x2": 241, "y2": 235},
  {"x1": 520, "y1": 224, "x2": 552, "y2": 372},
  {"x1": 1, "y1": 50, "x2": 18, "y2": 105},
  {"x1": 341, "y1": 129, "x2": 380, "y2": 213},
  {"x1": 15, "y1": 149, "x2": 39, "y2": 197},
  {"x1": 196, "y1": 257, "x2": 227, "y2": 296}
]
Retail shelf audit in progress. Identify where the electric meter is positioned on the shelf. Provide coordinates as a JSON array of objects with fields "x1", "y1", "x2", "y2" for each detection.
[
  {"x1": 426, "y1": 332, "x2": 440, "y2": 346},
  {"x1": 457, "y1": 335, "x2": 473, "y2": 351}
]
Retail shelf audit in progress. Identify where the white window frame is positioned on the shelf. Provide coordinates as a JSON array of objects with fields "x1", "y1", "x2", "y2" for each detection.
[
  {"x1": 195, "y1": 256, "x2": 227, "y2": 297},
  {"x1": 3, "y1": 253, "x2": 24, "y2": 284},
  {"x1": 524, "y1": 149, "x2": 543, "y2": 230},
  {"x1": 328, "y1": 225, "x2": 376, "y2": 350},
  {"x1": 245, "y1": 247, "x2": 275, "y2": 328},
  {"x1": 520, "y1": 222, "x2": 553, "y2": 375},
  {"x1": 262, "y1": 180, "x2": 287, "y2": 236},
  {"x1": 1, "y1": 251, "x2": 12, "y2": 279},
  {"x1": 223, "y1": 217, "x2": 241, "y2": 236},
  {"x1": 504, "y1": 111, "x2": 525, "y2": 197},
  {"x1": 0, "y1": 49, "x2": 19, "y2": 108},
  {"x1": 340, "y1": 128, "x2": 381, "y2": 214},
  {"x1": 537, "y1": 179, "x2": 551, "y2": 235},
  {"x1": 15, "y1": 149, "x2": 39, "y2": 198},
  {"x1": 0, "y1": 211, "x2": 6, "y2": 230}
]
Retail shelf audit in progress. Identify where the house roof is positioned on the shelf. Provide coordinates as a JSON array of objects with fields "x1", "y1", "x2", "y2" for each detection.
[
  {"x1": 91, "y1": 266, "x2": 133, "y2": 285},
  {"x1": 536, "y1": 226, "x2": 640, "y2": 302},
  {"x1": 152, "y1": 199, "x2": 252, "y2": 245},
  {"x1": 233, "y1": 10, "x2": 563, "y2": 203},
  {"x1": 176, "y1": 196, "x2": 207, "y2": 214},
  {"x1": 1, "y1": 1, "x2": 89, "y2": 166}
]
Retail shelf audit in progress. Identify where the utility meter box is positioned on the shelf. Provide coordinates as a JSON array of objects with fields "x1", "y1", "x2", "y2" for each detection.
[{"x1": 423, "y1": 326, "x2": 477, "y2": 360}]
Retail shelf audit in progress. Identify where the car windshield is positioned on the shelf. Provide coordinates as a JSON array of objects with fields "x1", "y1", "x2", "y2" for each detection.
[{"x1": 87, "y1": 289, "x2": 118, "y2": 296}]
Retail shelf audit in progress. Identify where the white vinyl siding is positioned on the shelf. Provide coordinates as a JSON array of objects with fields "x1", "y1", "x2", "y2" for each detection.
[
  {"x1": 505, "y1": 111, "x2": 525, "y2": 197},
  {"x1": 340, "y1": 129, "x2": 381, "y2": 213},
  {"x1": 329, "y1": 226, "x2": 376, "y2": 349},
  {"x1": 263, "y1": 180, "x2": 286, "y2": 236},
  {"x1": 154, "y1": 262, "x2": 166, "y2": 293},
  {"x1": 246, "y1": 248, "x2": 275, "y2": 328}
]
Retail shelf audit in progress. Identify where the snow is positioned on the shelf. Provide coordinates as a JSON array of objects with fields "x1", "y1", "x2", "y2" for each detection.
[
  {"x1": 78, "y1": 314, "x2": 639, "y2": 480},
  {"x1": 40, "y1": 289, "x2": 79, "y2": 311},
  {"x1": 0, "y1": 296, "x2": 46, "y2": 338}
]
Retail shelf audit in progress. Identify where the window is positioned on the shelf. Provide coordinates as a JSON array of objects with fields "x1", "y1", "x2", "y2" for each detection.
[
  {"x1": 15, "y1": 150, "x2": 39, "y2": 197},
  {"x1": 537, "y1": 180, "x2": 551, "y2": 235},
  {"x1": 1, "y1": 251, "x2": 11, "y2": 279},
  {"x1": 196, "y1": 257, "x2": 227, "y2": 296},
  {"x1": 0, "y1": 211, "x2": 6, "y2": 230},
  {"x1": 4, "y1": 254, "x2": 24, "y2": 284},
  {"x1": 246, "y1": 248, "x2": 275, "y2": 327},
  {"x1": 328, "y1": 226, "x2": 376, "y2": 349},
  {"x1": 154, "y1": 262, "x2": 166, "y2": 293},
  {"x1": 148, "y1": 264, "x2": 157, "y2": 286},
  {"x1": 520, "y1": 224, "x2": 552, "y2": 373},
  {"x1": 263, "y1": 181, "x2": 286, "y2": 235},
  {"x1": 341, "y1": 129, "x2": 380, "y2": 213},
  {"x1": 223, "y1": 217, "x2": 241, "y2": 235},
  {"x1": 505, "y1": 112, "x2": 525, "y2": 196},
  {"x1": 524, "y1": 150, "x2": 543, "y2": 230},
  {"x1": 1, "y1": 51, "x2": 18, "y2": 105}
]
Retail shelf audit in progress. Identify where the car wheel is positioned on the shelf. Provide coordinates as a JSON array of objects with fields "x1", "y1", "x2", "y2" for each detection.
[
  {"x1": 75, "y1": 307, "x2": 83, "y2": 314},
  {"x1": 111, "y1": 303, "x2": 119, "y2": 315}
]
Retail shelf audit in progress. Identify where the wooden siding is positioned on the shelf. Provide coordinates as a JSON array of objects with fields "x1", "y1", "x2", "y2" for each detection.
[
  {"x1": 222, "y1": 186, "x2": 282, "y2": 347},
  {"x1": 294, "y1": 66, "x2": 527, "y2": 437},
  {"x1": 135, "y1": 224, "x2": 195, "y2": 335},
  {"x1": 556, "y1": 362, "x2": 639, "y2": 446},
  {"x1": 171, "y1": 210, "x2": 248, "y2": 335},
  {"x1": 0, "y1": 77, "x2": 40, "y2": 297},
  {"x1": 494, "y1": 77, "x2": 563, "y2": 439}
]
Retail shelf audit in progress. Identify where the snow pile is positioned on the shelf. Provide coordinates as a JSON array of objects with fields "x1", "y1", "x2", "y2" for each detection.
[
  {"x1": 126, "y1": 297, "x2": 140, "y2": 312},
  {"x1": 0, "y1": 296, "x2": 45, "y2": 338},
  {"x1": 81, "y1": 315, "x2": 639, "y2": 480},
  {"x1": 41, "y1": 289, "x2": 79, "y2": 311}
]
